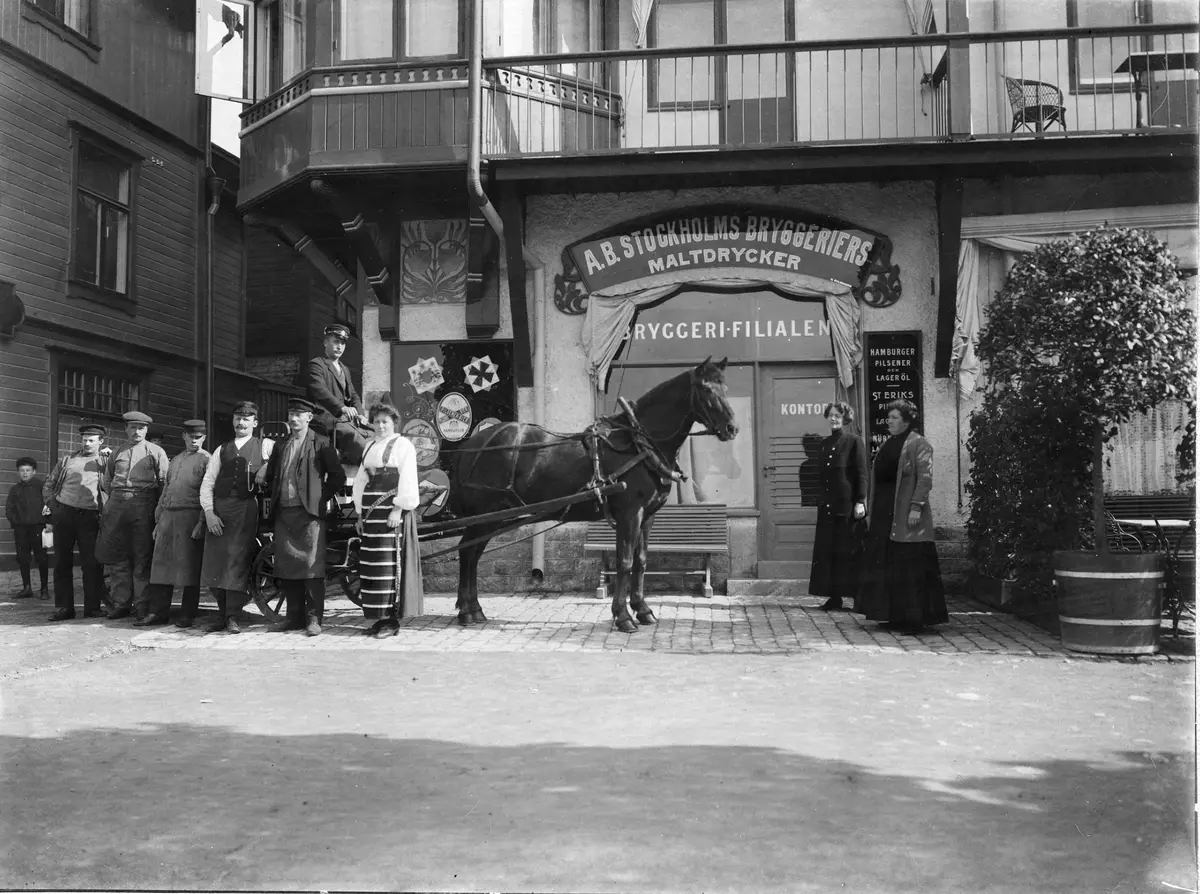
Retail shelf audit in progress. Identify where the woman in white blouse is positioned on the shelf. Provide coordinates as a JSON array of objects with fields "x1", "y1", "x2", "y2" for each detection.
[{"x1": 351, "y1": 403, "x2": 422, "y2": 637}]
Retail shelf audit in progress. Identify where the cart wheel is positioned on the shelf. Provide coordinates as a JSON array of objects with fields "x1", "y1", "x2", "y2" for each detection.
[
  {"x1": 250, "y1": 542, "x2": 284, "y2": 623},
  {"x1": 333, "y1": 542, "x2": 362, "y2": 607}
]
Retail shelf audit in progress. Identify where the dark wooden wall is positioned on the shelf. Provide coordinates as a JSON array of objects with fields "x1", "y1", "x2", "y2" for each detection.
[
  {"x1": 0, "y1": 0, "x2": 200, "y2": 144},
  {"x1": 212, "y1": 210, "x2": 245, "y2": 370}
]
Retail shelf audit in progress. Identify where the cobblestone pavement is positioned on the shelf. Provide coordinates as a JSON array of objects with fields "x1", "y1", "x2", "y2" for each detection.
[{"x1": 126, "y1": 591, "x2": 1195, "y2": 660}]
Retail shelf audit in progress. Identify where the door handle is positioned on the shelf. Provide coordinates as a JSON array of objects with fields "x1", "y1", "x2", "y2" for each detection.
[{"x1": 762, "y1": 464, "x2": 776, "y2": 475}]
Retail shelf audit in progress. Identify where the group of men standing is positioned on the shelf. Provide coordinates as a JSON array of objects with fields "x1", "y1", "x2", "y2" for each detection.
[{"x1": 37, "y1": 324, "x2": 367, "y2": 636}]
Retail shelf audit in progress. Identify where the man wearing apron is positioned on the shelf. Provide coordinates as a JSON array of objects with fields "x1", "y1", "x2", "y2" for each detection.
[
  {"x1": 96, "y1": 411, "x2": 168, "y2": 621},
  {"x1": 138, "y1": 420, "x2": 211, "y2": 627},
  {"x1": 260, "y1": 397, "x2": 341, "y2": 636},
  {"x1": 193, "y1": 401, "x2": 275, "y2": 633}
]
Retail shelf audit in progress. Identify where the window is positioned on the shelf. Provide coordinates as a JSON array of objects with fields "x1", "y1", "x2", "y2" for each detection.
[
  {"x1": 484, "y1": 0, "x2": 605, "y2": 78},
  {"x1": 649, "y1": 0, "x2": 790, "y2": 114},
  {"x1": 72, "y1": 138, "x2": 135, "y2": 299},
  {"x1": 58, "y1": 364, "x2": 142, "y2": 417},
  {"x1": 258, "y1": 0, "x2": 306, "y2": 94},
  {"x1": 340, "y1": 0, "x2": 394, "y2": 60},
  {"x1": 1067, "y1": 0, "x2": 1143, "y2": 92},
  {"x1": 334, "y1": 0, "x2": 463, "y2": 62},
  {"x1": 28, "y1": 0, "x2": 92, "y2": 39},
  {"x1": 404, "y1": 0, "x2": 461, "y2": 57}
]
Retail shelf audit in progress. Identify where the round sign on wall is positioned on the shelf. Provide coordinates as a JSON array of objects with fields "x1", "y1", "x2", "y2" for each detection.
[
  {"x1": 472, "y1": 416, "x2": 502, "y2": 437},
  {"x1": 417, "y1": 468, "x2": 450, "y2": 518},
  {"x1": 435, "y1": 392, "x2": 473, "y2": 442},
  {"x1": 401, "y1": 418, "x2": 441, "y2": 468}
]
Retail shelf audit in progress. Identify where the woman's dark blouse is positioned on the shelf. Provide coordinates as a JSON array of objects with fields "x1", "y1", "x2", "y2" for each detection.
[
  {"x1": 815, "y1": 428, "x2": 869, "y2": 517},
  {"x1": 874, "y1": 431, "x2": 908, "y2": 485}
]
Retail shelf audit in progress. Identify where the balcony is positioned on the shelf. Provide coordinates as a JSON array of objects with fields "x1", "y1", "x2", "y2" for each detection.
[{"x1": 237, "y1": 23, "x2": 1198, "y2": 207}]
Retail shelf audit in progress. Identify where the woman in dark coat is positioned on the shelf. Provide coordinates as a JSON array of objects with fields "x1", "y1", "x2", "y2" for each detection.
[
  {"x1": 856, "y1": 400, "x2": 948, "y2": 631},
  {"x1": 807, "y1": 401, "x2": 868, "y2": 611}
]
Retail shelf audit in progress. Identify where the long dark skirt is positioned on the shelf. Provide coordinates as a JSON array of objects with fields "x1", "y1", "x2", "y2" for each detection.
[
  {"x1": 856, "y1": 482, "x2": 948, "y2": 628},
  {"x1": 808, "y1": 507, "x2": 864, "y2": 599}
]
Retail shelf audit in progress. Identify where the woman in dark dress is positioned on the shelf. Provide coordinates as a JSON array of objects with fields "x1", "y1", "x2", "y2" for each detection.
[
  {"x1": 856, "y1": 400, "x2": 948, "y2": 631},
  {"x1": 807, "y1": 401, "x2": 868, "y2": 611}
]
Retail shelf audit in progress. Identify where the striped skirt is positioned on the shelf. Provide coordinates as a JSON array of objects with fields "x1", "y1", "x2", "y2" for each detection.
[{"x1": 360, "y1": 484, "x2": 404, "y2": 620}]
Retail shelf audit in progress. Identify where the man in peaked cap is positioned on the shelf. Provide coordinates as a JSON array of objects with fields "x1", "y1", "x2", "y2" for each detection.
[
  {"x1": 43, "y1": 423, "x2": 109, "y2": 621},
  {"x1": 259, "y1": 396, "x2": 341, "y2": 636},
  {"x1": 139, "y1": 420, "x2": 211, "y2": 627},
  {"x1": 194, "y1": 400, "x2": 275, "y2": 633},
  {"x1": 305, "y1": 323, "x2": 371, "y2": 465},
  {"x1": 95, "y1": 410, "x2": 169, "y2": 620}
]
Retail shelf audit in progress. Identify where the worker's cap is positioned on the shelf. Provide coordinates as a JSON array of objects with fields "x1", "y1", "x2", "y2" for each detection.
[
  {"x1": 323, "y1": 324, "x2": 352, "y2": 341},
  {"x1": 182, "y1": 419, "x2": 207, "y2": 434},
  {"x1": 287, "y1": 397, "x2": 317, "y2": 414},
  {"x1": 122, "y1": 411, "x2": 153, "y2": 426},
  {"x1": 79, "y1": 424, "x2": 107, "y2": 437},
  {"x1": 232, "y1": 400, "x2": 259, "y2": 418}
]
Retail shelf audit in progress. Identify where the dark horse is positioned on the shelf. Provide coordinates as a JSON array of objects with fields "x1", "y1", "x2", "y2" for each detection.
[{"x1": 449, "y1": 358, "x2": 739, "y2": 633}]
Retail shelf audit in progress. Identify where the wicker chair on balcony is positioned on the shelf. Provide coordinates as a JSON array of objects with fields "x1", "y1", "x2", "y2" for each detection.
[{"x1": 1003, "y1": 76, "x2": 1068, "y2": 132}]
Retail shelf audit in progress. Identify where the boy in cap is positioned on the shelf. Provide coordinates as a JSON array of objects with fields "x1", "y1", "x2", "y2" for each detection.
[
  {"x1": 139, "y1": 420, "x2": 211, "y2": 626},
  {"x1": 305, "y1": 323, "x2": 370, "y2": 465},
  {"x1": 95, "y1": 411, "x2": 168, "y2": 620},
  {"x1": 259, "y1": 396, "x2": 341, "y2": 635},
  {"x1": 5, "y1": 457, "x2": 49, "y2": 599},
  {"x1": 195, "y1": 401, "x2": 275, "y2": 632},
  {"x1": 43, "y1": 424, "x2": 109, "y2": 620}
]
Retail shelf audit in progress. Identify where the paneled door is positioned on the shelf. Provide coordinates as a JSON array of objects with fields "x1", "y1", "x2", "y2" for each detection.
[{"x1": 757, "y1": 364, "x2": 837, "y2": 563}]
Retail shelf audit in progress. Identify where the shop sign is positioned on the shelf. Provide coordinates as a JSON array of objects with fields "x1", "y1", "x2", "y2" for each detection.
[
  {"x1": 435, "y1": 392, "x2": 473, "y2": 442},
  {"x1": 402, "y1": 418, "x2": 441, "y2": 468},
  {"x1": 418, "y1": 468, "x2": 450, "y2": 518},
  {"x1": 568, "y1": 206, "x2": 886, "y2": 294},
  {"x1": 864, "y1": 331, "x2": 923, "y2": 456},
  {"x1": 620, "y1": 290, "x2": 834, "y2": 363}
]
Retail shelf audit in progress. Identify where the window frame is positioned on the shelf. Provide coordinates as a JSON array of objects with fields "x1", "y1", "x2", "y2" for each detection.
[
  {"x1": 67, "y1": 126, "x2": 140, "y2": 310},
  {"x1": 257, "y1": 0, "x2": 310, "y2": 96},
  {"x1": 1066, "y1": 0, "x2": 1151, "y2": 95},
  {"x1": 21, "y1": 0, "x2": 100, "y2": 58},
  {"x1": 331, "y1": 0, "x2": 467, "y2": 64},
  {"x1": 646, "y1": 0, "x2": 793, "y2": 112},
  {"x1": 49, "y1": 348, "x2": 152, "y2": 462}
]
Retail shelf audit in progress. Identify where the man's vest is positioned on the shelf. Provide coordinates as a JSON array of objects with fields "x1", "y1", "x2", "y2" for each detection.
[{"x1": 212, "y1": 437, "x2": 265, "y2": 501}]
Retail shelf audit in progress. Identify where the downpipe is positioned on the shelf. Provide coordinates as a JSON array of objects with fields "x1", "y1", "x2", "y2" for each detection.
[
  {"x1": 526, "y1": 251, "x2": 547, "y2": 583},
  {"x1": 468, "y1": 0, "x2": 504, "y2": 241}
]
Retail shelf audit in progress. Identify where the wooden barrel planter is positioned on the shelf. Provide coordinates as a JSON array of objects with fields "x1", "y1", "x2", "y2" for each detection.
[{"x1": 1053, "y1": 550, "x2": 1165, "y2": 655}]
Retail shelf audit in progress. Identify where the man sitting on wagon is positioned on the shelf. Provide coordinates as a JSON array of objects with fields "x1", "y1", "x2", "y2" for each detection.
[{"x1": 306, "y1": 323, "x2": 372, "y2": 466}]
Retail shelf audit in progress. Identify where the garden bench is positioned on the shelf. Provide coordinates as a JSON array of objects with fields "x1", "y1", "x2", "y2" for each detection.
[{"x1": 584, "y1": 503, "x2": 729, "y2": 599}]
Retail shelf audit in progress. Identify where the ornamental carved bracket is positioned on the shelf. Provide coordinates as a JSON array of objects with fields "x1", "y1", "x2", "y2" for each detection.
[
  {"x1": 553, "y1": 250, "x2": 589, "y2": 315},
  {"x1": 0, "y1": 280, "x2": 28, "y2": 339},
  {"x1": 856, "y1": 240, "x2": 902, "y2": 309}
]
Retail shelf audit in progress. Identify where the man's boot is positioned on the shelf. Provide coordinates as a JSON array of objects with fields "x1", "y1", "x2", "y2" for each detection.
[
  {"x1": 207, "y1": 590, "x2": 228, "y2": 633},
  {"x1": 15, "y1": 567, "x2": 32, "y2": 599},
  {"x1": 305, "y1": 613, "x2": 322, "y2": 637},
  {"x1": 38, "y1": 565, "x2": 49, "y2": 600}
]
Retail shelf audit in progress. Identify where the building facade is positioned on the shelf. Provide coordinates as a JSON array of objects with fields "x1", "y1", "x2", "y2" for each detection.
[{"x1": 232, "y1": 0, "x2": 1198, "y2": 592}]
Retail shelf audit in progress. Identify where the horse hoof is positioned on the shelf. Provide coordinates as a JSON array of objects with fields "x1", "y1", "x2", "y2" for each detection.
[
  {"x1": 457, "y1": 613, "x2": 472, "y2": 627},
  {"x1": 636, "y1": 610, "x2": 657, "y2": 626},
  {"x1": 614, "y1": 617, "x2": 638, "y2": 634},
  {"x1": 471, "y1": 609, "x2": 488, "y2": 624}
]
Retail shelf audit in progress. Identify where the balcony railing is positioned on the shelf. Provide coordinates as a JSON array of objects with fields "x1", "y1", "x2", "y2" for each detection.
[
  {"x1": 236, "y1": 24, "x2": 1197, "y2": 202},
  {"x1": 480, "y1": 23, "x2": 1198, "y2": 158}
]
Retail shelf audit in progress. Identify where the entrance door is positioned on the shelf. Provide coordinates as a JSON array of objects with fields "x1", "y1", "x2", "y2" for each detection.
[{"x1": 757, "y1": 364, "x2": 837, "y2": 564}]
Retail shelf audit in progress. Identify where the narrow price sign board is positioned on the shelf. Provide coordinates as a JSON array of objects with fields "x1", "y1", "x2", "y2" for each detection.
[{"x1": 864, "y1": 331, "x2": 923, "y2": 456}]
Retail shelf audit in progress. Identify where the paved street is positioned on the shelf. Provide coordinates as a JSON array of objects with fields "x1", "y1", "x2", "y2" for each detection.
[{"x1": 0, "y1": 589, "x2": 1194, "y2": 892}]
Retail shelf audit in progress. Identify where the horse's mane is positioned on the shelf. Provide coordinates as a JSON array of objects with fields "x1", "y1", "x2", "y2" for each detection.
[{"x1": 631, "y1": 362, "x2": 721, "y2": 416}]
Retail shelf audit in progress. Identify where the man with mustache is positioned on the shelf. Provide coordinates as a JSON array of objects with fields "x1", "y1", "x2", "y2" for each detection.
[
  {"x1": 305, "y1": 323, "x2": 370, "y2": 465},
  {"x1": 191, "y1": 401, "x2": 275, "y2": 632}
]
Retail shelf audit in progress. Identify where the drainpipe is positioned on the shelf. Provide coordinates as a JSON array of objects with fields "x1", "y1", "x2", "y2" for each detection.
[
  {"x1": 468, "y1": 0, "x2": 504, "y2": 241},
  {"x1": 526, "y1": 249, "x2": 547, "y2": 582}
]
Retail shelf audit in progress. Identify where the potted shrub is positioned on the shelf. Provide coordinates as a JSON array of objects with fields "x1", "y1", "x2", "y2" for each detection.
[{"x1": 973, "y1": 228, "x2": 1195, "y2": 654}]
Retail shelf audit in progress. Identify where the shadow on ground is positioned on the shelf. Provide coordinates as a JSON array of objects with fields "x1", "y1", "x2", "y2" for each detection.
[{"x1": 0, "y1": 725, "x2": 1192, "y2": 893}]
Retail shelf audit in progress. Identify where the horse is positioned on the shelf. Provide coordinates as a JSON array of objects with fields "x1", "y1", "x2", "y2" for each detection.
[{"x1": 448, "y1": 357, "x2": 739, "y2": 633}]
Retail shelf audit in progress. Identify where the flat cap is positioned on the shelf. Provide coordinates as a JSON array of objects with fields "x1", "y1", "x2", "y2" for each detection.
[
  {"x1": 231, "y1": 400, "x2": 259, "y2": 417},
  {"x1": 79, "y1": 424, "x2": 107, "y2": 437},
  {"x1": 323, "y1": 323, "x2": 351, "y2": 340},
  {"x1": 287, "y1": 397, "x2": 317, "y2": 413},
  {"x1": 182, "y1": 419, "x2": 207, "y2": 434},
  {"x1": 122, "y1": 411, "x2": 153, "y2": 425}
]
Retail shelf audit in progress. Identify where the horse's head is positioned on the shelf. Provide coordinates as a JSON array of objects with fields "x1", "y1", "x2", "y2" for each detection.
[{"x1": 692, "y1": 357, "x2": 739, "y2": 442}]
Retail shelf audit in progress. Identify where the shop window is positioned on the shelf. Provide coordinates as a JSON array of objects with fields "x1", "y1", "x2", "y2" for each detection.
[
  {"x1": 601, "y1": 364, "x2": 756, "y2": 508},
  {"x1": 71, "y1": 136, "x2": 136, "y2": 302},
  {"x1": 257, "y1": 0, "x2": 306, "y2": 94},
  {"x1": 390, "y1": 341, "x2": 516, "y2": 519}
]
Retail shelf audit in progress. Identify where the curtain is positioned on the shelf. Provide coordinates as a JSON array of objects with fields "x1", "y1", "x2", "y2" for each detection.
[
  {"x1": 632, "y1": 0, "x2": 655, "y2": 48},
  {"x1": 1105, "y1": 401, "x2": 1189, "y2": 493},
  {"x1": 582, "y1": 270, "x2": 859, "y2": 390}
]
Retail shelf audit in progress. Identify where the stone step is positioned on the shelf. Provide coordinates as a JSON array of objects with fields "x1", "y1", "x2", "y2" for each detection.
[
  {"x1": 756, "y1": 560, "x2": 809, "y2": 578},
  {"x1": 727, "y1": 578, "x2": 810, "y2": 598}
]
